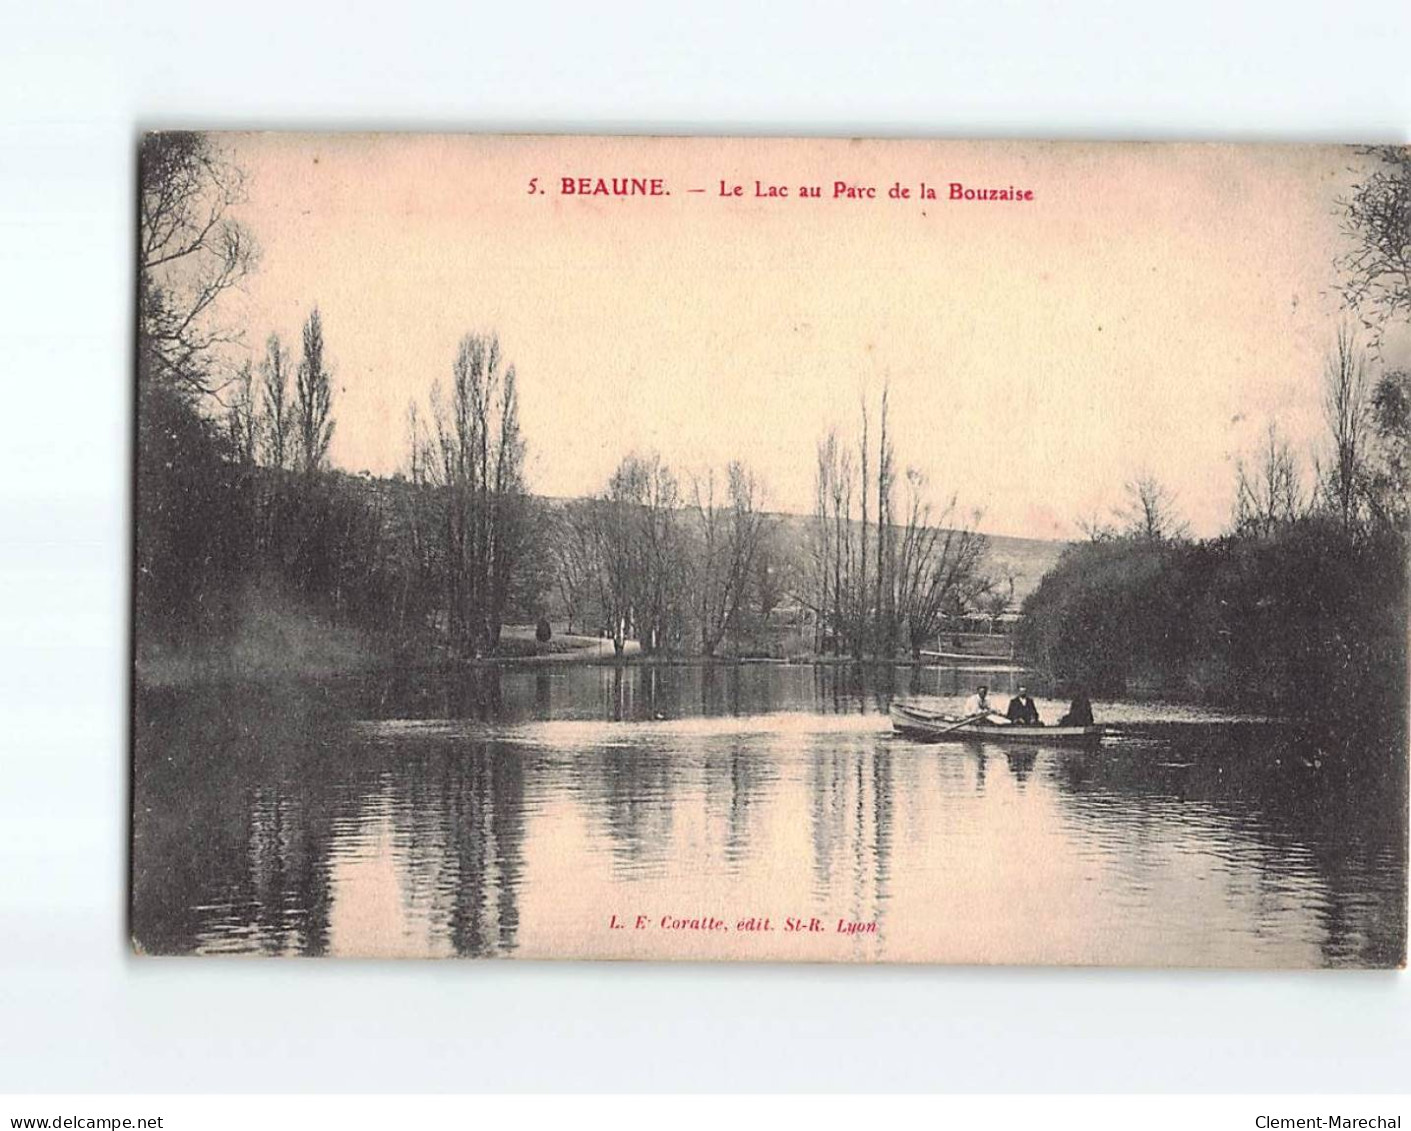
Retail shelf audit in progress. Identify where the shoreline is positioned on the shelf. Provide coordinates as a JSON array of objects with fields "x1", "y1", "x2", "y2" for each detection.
[{"x1": 134, "y1": 647, "x2": 1029, "y2": 689}]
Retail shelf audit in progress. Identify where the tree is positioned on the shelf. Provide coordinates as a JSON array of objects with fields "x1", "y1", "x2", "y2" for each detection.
[
  {"x1": 295, "y1": 308, "x2": 335, "y2": 474},
  {"x1": 503, "y1": 496, "x2": 556, "y2": 625},
  {"x1": 1115, "y1": 471, "x2": 1188, "y2": 542},
  {"x1": 135, "y1": 133, "x2": 256, "y2": 647},
  {"x1": 808, "y1": 428, "x2": 858, "y2": 654},
  {"x1": 427, "y1": 332, "x2": 527, "y2": 655},
  {"x1": 582, "y1": 453, "x2": 687, "y2": 656},
  {"x1": 390, "y1": 400, "x2": 440, "y2": 641},
  {"x1": 1320, "y1": 325, "x2": 1371, "y2": 529},
  {"x1": 692, "y1": 462, "x2": 767, "y2": 656},
  {"x1": 260, "y1": 332, "x2": 292, "y2": 470},
  {"x1": 857, "y1": 395, "x2": 870, "y2": 659},
  {"x1": 1338, "y1": 146, "x2": 1411, "y2": 358},
  {"x1": 1367, "y1": 369, "x2": 1410, "y2": 531},
  {"x1": 554, "y1": 499, "x2": 601, "y2": 636},
  {"x1": 806, "y1": 385, "x2": 983, "y2": 658},
  {"x1": 224, "y1": 360, "x2": 259, "y2": 464},
  {"x1": 806, "y1": 430, "x2": 840, "y2": 652},
  {"x1": 890, "y1": 469, "x2": 991, "y2": 658},
  {"x1": 1076, "y1": 510, "x2": 1117, "y2": 543},
  {"x1": 874, "y1": 383, "x2": 895, "y2": 656},
  {"x1": 750, "y1": 525, "x2": 789, "y2": 641},
  {"x1": 594, "y1": 483, "x2": 637, "y2": 655},
  {"x1": 137, "y1": 132, "x2": 256, "y2": 397},
  {"x1": 808, "y1": 394, "x2": 899, "y2": 658},
  {"x1": 629, "y1": 454, "x2": 684, "y2": 654},
  {"x1": 1233, "y1": 421, "x2": 1305, "y2": 536}
]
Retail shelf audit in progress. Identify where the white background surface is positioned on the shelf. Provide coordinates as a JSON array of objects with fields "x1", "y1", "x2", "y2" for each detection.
[{"x1": 1, "y1": 0, "x2": 1408, "y2": 1094}]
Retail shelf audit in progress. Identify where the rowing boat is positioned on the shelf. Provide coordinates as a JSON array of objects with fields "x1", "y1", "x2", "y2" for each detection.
[{"x1": 889, "y1": 701, "x2": 1104, "y2": 744}]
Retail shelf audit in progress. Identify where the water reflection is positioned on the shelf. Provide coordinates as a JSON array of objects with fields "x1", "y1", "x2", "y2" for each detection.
[{"x1": 131, "y1": 664, "x2": 1406, "y2": 966}]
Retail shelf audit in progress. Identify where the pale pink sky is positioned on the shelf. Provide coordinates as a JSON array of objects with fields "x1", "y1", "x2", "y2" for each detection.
[{"x1": 223, "y1": 134, "x2": 1380, "y2": 540}]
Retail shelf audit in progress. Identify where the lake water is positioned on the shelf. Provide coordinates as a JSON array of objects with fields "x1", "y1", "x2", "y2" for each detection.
[{"x1": 131, "y1": 664, "x2": 1407, "y2": 966}]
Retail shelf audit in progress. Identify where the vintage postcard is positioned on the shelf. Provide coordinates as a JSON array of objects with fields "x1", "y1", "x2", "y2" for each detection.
[{"x1": 131, "y1": 134, "x2": 1408, "y2": 965}]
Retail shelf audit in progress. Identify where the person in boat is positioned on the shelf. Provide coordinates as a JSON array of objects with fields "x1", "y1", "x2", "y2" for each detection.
[
  {"x1": 1006, "y1": 685, "x2": 1041, "y2": 726},
  {"x1": 961, "y1": 684, "x2": 1010, "y2": 725},
  {"x1": 1058, "y1": 690, "x2": 1094, "y2": 727}
]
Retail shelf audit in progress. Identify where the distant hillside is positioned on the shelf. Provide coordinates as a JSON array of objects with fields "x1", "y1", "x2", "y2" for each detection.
[
  {"x1": 760, "y1": 511, "x2": 1067, "y2": 605},
  {"x1": 976, "y1": 531, "x2": 1072, "y2": 603}
]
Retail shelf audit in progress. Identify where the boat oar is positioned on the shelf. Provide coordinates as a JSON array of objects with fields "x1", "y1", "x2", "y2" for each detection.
[{"x1": 928, "y1": 711, "x2": 989, "y2": 737}]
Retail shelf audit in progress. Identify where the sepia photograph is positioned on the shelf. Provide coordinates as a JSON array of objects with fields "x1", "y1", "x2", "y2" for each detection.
[{"x1": 130, "y1": 133, "x2": 1408, "y2": 966}]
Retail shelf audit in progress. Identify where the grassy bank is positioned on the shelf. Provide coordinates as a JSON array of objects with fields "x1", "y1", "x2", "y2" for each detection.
[{"x1": 135, "y1": 584, "x2": 378, "y2": 688}]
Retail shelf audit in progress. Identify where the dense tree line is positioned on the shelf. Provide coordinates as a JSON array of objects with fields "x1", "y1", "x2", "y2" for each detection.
[
  {"x1": 136, "y1": 131, "x2": 262, "y2": 649},
  {"x1": 135, "y1": 134, "x2": 541, "y2": 664},
  {"x1": 1019, "y1": 148, "x2": 1411, "y2": 730},
  {"x1": 141, "y1": 133, "x2": 1403, "y2": 698},
  {"x1": 1020, "y1": 362, "x2": 1407, "y2": 726},
  {"x1": 135, "y1": 133, "x2": 1011, "y2": 670},
  {"x1": 1018, "y1": 519, "x2": 1405, "y2": 723},
  {"x1": 543, "y1": 392, "x2": 997, "y2": 663}
]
